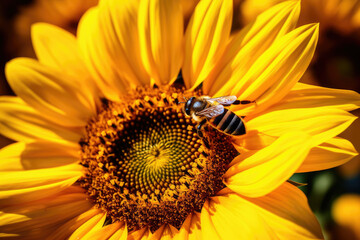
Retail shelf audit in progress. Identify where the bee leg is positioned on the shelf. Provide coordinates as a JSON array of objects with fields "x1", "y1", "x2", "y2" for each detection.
[
  {"x1": 197, "y1": 120, "x2": 210, "y2": 149},
  {"x1": 233, "y1": 100, "x2": 256, "y2": 105}
]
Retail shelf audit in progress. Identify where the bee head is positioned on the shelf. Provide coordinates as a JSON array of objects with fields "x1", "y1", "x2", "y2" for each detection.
[{"x1": 181, "y1": 97, "x2": 194, "y2": 116}]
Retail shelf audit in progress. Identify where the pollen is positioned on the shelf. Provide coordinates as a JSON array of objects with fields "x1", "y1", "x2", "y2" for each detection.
[{"x1": 78, "y1": 86, "x2": 238, "y2": 231}]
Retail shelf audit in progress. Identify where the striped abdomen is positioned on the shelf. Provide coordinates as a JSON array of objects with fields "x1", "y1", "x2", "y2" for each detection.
[{"x1": 208, "y1": 108, "x2": 246, "y2": 136}]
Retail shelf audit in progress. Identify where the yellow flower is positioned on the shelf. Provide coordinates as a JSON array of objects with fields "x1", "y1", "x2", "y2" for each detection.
[
  {"x1": 0, "y1": 0, "x2": 359, "y2": 239},
  {"x1": 332, "y1": 194, "x2": 360, "y2": 239},
  {"x1": 15, "y1": 0, "x2": 99, "y2": 32},
  {"x1": 11, "y1": 0, "x2": 99, "y2": 58}
]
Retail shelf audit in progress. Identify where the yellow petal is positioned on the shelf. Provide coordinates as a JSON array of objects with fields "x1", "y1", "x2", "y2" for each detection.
[
  {"x1": 272, "y1": 82, "x2": 360, "y2": 112},
  {"x1": 353, "y1": 3, "x2": 360, "y2": 27},
  {"x1": 0, "y1": 192, "x2": 92, "y2": 239},
  {"x1": 0, "y1": 141, "x2": 79, "y2": 171},
  {"x1": 0, "y1": 177, "x2": 79, "y2": 206},
  {"x1": 183, "y1": 0, "x2": 232, "y2": 90},
  {"x1": 108, "y1": 223, "x2": 128, "y2": 240},
  {"x1": 201, "y1": 192, "x2": 276, "y2": 240},
  {"x1": 84, "y1": 222, "x2": 125, "y2": 240},
  {"x1": 204, "y1": 0, "x2": 300, "y2": 96},
  {"x1": 231, "y1": 23, "x2": 319, "y2": 116},
  {"x1": 150, "y1": 224, "x2": 179, "y2": 240},
  {"x1": 241, "y1": 183, "x2": 323, "y2": 239},
  {"x1": 31, "y1": 23, "x2": 90, "y2": 80},
  {"x1": 0, "y1": 96, "x2": 82, "y2": 145},
  {"x1": 68, "y1": 213, "x2": 106, "y2": 240},
  {"x1": 1, "y1": 191, "x2": 89, "y2": 224},
  {"x1": 246, "y1": 107, "x2": 357, "y2": 146},
  {"x1": 128, "y1": 227, "x2": 151, "y2": 240},
  {"x1": 240, "y1": 0, "x2": 284, "y2": 24},
  {"x1": 5, "y1": 58, "x2": 96, "y2": 127},
  {"x1": 0, "y1": 233, "x2": 18, "y2": 238},
  {"x1": 98, "y1": 0, "x2": 150, "y2": 89},
  {"x1": 174, "y1": 212, "x2": 201, "y2": 240},
  {"x1": 181, "y1": 0, "x2": 199, "y2": 24},
  {"x1": 48, "y1": 208, "x2": 102, "y2": 240},
  {"x1": 203, "y1": 183, "x2": 323, "y2": 239},
  {"x1": 138, "y1": 0, "x2": 183, "y2": 85},
  {"x1": 0, "y1": 213, "x2": 30, "y2": 227},
  {"x1": 31, "y1": 23, "x2": 99, "y2": 105},
  {"x1": 336, "y1": 0, "x2": 359, "y2": 21},
  {"x1": 0, "y1": 164, "x2": 82, "y2": 191},
  {"x1": 77, "y1": 7, "x2": 130, "y2": 102},
  {"x1": 233, "y1": 131, "x2": 278, "y2": 151},
  {"x1": 297, "y1": 137, "x2": 358, "y2": 172},
  {"x1": 224, "y1": 132, "x2": 312, "y2": 197}
]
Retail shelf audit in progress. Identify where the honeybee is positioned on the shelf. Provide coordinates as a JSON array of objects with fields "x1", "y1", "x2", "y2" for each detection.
[{"x1": 181, "y1": 96, "x2": 253, "y2": 140}]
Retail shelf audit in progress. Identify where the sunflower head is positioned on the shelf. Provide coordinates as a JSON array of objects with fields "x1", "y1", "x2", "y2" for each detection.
[
  {"x1": 78, "y1": 85, "x2": 239, "y2": 231},
  {"x1": 0, "y1": 0, "x2": 359, "y2": 239}
]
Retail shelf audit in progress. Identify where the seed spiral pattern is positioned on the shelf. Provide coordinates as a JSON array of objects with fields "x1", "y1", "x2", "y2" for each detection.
[
  {"x1": 106, "y1": 107, "x2": 201, "y2": 196},
  {"x1": 79, "y1": 86, "x2": 238, "y2": 231}
]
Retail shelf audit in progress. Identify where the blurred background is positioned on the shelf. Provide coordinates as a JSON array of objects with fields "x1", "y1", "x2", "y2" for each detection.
[{"x1": 0, "y1": 0, "x2": 359, "y2": 239}]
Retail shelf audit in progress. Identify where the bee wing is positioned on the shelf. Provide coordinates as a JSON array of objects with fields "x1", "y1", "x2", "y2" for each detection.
[
  {"x1": 208, "y1": 96, "x2": 237, "y2": 105},
  {"x1": 196, "y1": 105, "x2": 224, "y2": 118}
]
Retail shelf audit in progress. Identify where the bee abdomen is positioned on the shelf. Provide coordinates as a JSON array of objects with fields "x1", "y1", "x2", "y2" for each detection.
[
  {"x1": 209, "y1": 109, "x2": 246, "y2": 136},
  {"x1": 229, "y1": 116, "x2": 246, "y2": 135}
]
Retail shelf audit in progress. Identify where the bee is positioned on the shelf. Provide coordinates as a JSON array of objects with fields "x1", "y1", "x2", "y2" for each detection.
[{"x1": 181, "y1": 96, "x2": 254, "y2": 144}]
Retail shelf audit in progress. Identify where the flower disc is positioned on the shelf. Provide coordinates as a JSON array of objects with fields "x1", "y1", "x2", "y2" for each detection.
[{"x1": 79, "y1": 86, "x2": 238, "y2": 231}]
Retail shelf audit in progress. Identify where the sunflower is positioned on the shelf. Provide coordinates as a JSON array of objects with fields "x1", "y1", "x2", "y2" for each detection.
[
  {"x1": 1, "y1": 0, "x2": 360, "y2": 239},
  {"x1": 8, "y1": 0, "x2": 99, "y2": 59},
  {"x1": 332, "y1": 194, "x2": 360, "y2": 239}
]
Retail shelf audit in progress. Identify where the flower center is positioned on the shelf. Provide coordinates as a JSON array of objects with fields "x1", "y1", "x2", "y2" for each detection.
[{"x1": 78, "y1": 86, "x2": 238, "y2": 231}]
